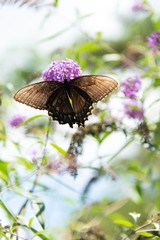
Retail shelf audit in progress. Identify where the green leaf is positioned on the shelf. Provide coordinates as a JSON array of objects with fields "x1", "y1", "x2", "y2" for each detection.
[
  {"x1": 93, "y1": 131, "x2": 111, "y2": 143},
  {"x1": 114, "y1": 219, "x2": 133, "y2": 227},
  {"x1": 0, "y1": 120, "x2": 6, "y2": 142},
  {"x1": 0, "y1": 160, "x2": 9, "y2": 183},
  {"x1": 31, "y1": 199, "x2": 45, "y2": 229},
  {"x1": 99, "y1": 131, "x2": 111, "y2": 143},
  {"x1": 35, "y1": 232, "x2": 51, "y2": 240},
  {"x1": 16, "y1": 157, "x2": 33, "y2": 170},
  {"x1": 11, "y1": 223, "x2": 51, "y2": 240},
  {"x1": 77, "y1": 41, "x2": 101, "y2": 53},
  {"x1": 0, "y1": 200, "x2": 16, "y2": 222},
  {"x1": 112, "y1": 213, "x2": 133, "y2": 227},
  {"x1": 28, "y1": 217, "x2": 34, "y2": 228},
  {"x1": 136, "y1": 231, "x2": 154, "y2": 237},
  {"x1": 153, "y1": 78, "x2": 160, "y2": 87},
  {"x1": 21, "y1": 115, "x2": 47, "y2": 126},
  {"x1": 51, "y1": 143, "x2": 67, "y2": 156},
  {"x1": 0, "y1": 232, "x2": 9, "y2": 239},
  {"x1": 53, "y1": 0, "x2": 58, "y2": 7},
  {"x1": 154, "y1": 121, "x2": 160, "y2": 147},
  {"x1": 41, "y1": 155, "x2": 47, "y2": 166}
]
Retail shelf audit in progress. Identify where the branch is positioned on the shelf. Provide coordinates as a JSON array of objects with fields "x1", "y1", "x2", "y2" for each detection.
[{"x1": 0, "y1": 0, "x2": 58, "y2": 8}]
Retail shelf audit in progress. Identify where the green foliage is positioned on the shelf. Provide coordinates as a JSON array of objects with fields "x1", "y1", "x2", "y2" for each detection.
[{"x1": 51, "y1": 143, "x2": 67, "y2": 156}]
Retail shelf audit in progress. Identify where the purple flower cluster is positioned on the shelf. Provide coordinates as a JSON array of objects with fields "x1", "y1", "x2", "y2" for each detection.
[
  {"x1": 132, "y1": 1, "x2": 147, "y2": 11},
  {"x1": 121, "y1": 76, "x2": 141, "y2": 99},
  {"x1": 8, "y1": 114, "x2": 26, "y2": 127},
  {"x1": 124, "y1": 99, "x2": 144, "y2": 120},
  {"x1": 42, "y1": 59, "x2": 82, "y2": 82},
  {"x1": 46, "y1": 160, "x2": 65, "y2": 174},
  {"x1": 121, "y1": 76, "x2": 144, "y2": 120},
  {"x1": 147, "y1": 31, "x2": 160, "y2": 53}
]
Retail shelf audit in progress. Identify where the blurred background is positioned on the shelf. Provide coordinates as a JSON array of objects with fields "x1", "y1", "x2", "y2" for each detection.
[{"x1": 0, "y1": 0, "x2": 160, "y2": 239}]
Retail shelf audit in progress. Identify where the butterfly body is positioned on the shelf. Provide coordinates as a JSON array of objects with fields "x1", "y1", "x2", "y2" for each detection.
[{"x1": 14, "y1": 75, "x2": 118, "y2": 127}]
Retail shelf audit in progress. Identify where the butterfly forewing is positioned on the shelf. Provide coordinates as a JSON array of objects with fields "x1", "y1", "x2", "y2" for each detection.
[
  {"x1": 14, "y1": 81, "x2": 62, "y2": 110},
  {"x1": 70, "y1": 75, "x2": 118, "y2": 102}
]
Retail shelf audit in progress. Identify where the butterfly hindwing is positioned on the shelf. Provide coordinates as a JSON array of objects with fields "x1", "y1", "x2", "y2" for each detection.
[
  {"x1": 14, "y1": 81, "x2": 62, "y2": 110},
  {"x1": 47, "y1": 87, "x2": 75, "y2": 127},
  {"x1": 69, "y1": 87, "x2": 93, "y2": 126},
  {"x1": 70, "y1": 75, "x2": 118, "y2": 102},
  {"x1": 47, "y1": 86, "x2": 93, "y2": 127}
]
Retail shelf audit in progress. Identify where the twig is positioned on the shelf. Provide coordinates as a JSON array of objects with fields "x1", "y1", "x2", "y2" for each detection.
[
  {"x1": 106, "y1": 137, "x2": 134, "y2": 164},
  {"x1": 15, "y1": 118, "x2": 51, "y2": 239}
]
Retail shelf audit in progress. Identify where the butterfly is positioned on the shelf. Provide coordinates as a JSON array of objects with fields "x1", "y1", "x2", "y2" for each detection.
[{"x1": 14, "y1": 75, "x2": 118, "y2": 127}]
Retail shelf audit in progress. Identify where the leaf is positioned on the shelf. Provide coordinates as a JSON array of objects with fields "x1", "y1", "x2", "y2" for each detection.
[
  {"x1": 0, "y1": 0, "x2": 48, "y2": 8},
  {"x1": 0, "y1": 120, "x2": 6, "y2": 142},
  {"x1": 21, "y1": 115, "x2": 47, "y2": 126},
  {"x1": 93, "y1": 131, "x2": 112, "y2": 143},
  {"x1": 53, "y1": 0, "x2": 58, "y2": 7},
  {"x1": 35, "y1": 232, "x2": 51, "y2": 240},
  {"x1": 0, "y1": 200, "x2": 15, "y2": 222},
  {"x1": 136, "y1": 231, "x2": 154, "y2": 237},
  {"x1": 41, "y1": 155, "x2": 47, "y2": 165},
  {"x1": 28, "y1": 217, "x2": 34, "y2": 228},
  {"x1": 11, "y1": 223, "x2": 52, "y2": 240},
  {"x1": 112, "y1": 213, "x2": 133, "y2": 227},
  {"x1": 114, "y1": 219, "x2": 133, "y2": 227},
  {"x1": 31, "y1": 198, "x2": 45, "y2": 229},
  {"x1": 51, "y1": 143, "x2": 67, "y2": 156},
  {"x1": 0, "y1": 160, "x2": 9, "y2": 183},
  {"x1": 16, "y1": 157, "x2": 33, "y2": 170},
  {"x1": 99, "y1": 131, "x2": 111, "y2": 143},
  {"x1": 0, "y1": 232, "x2": 9, "y2": 239},
  {"x1": 77, "y1": 41, "x2": 101, "y2": 53},
  {"x1": 154, "y1": 121, "x2": 160, "y2": 147}
]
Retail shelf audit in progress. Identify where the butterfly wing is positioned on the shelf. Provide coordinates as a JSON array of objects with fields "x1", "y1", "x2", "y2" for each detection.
[
  {"x1": 14, "y1": 81, "x2": 62, "y2": 110},
  {"x1": 70, "y1": 75, "x2": 118, "y2": 102},
  {"x1": 66, "y1": 75, "x2": 118, "y2": 126},
  {"x1": 69, "y1": 87, "x2": 93, "y2": 126},
  {"x1": 14, "y1": 81, "x2": 76, "y2": 127},
  {"x1": 46, "y1": 87, "x2": 75, "y2": 127}
]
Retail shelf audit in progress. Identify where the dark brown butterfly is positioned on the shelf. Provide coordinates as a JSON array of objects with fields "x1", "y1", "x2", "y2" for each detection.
[{"x1": 14, "y1": 75, "x2": 118, "y2": 127}]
